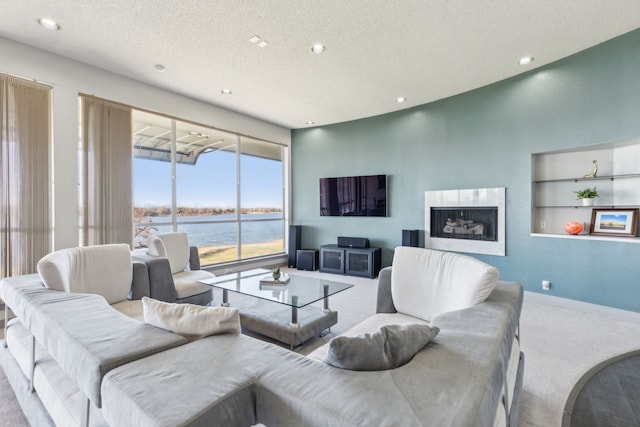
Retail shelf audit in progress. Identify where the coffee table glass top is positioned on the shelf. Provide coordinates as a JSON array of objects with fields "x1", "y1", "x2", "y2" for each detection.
[{"x1": 199, "y1": 268, "x2": 353, "y2": 308}]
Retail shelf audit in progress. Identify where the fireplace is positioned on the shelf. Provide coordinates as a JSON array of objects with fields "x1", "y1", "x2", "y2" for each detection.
[
  {"x1": 425, "y1": 188, "x2": 505, "y2": 256},
  {"x1": 430, "y1": 207, "x2": 498, "y2": 241}
]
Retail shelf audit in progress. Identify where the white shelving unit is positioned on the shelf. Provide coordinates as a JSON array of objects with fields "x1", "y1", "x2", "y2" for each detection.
[{"x1": 531, "y1": 139, "x2": 640, "y2": 242}]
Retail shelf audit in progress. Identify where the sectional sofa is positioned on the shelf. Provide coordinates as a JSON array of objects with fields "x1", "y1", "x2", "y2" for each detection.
[{"x1": 0, "y1": 245, "x2": 523, "y2": 427}]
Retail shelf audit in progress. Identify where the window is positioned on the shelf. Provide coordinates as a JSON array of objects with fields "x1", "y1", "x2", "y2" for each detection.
[
  {"x1": 132, "y1": 110, "x2": 286, "y2": 266},
  {"x1": 240, "y1": 136, "x2": 285, "y2": 259}
]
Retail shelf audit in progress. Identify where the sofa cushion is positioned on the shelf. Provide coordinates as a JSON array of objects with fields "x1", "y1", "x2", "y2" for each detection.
[
  {"x1": 391, "y1": 247, "x2": 498, "y2": 321},
  {"x1": 148, "y1": 232, "x2": 190, "y2": 274},
  {"x1": 323, "y1": 324, "x2": 439, "y2": 371},
  {"x1": 37, "y1": 244, "x2": 133, "y2": 304},
  {"x1": 101, "y1": 334, "x2": 268, "y2": 427},
  {"x1": 142, "y1": 297, "x2": 240, "y2": 340},
  {"x1": 172, "y1": 270, "x2": 216, "y2": 299}
]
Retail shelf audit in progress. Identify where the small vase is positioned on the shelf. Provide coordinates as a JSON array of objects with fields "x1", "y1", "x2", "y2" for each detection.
[
  {"x1": 272, "y1": 272, "x2": 281, "y2": 281},
  {"x1": 581, "y1": 198, "x2": 594, "y2": 207}
]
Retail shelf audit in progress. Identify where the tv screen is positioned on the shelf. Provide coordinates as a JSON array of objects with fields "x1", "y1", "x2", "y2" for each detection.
[{"x1": 319, "y1": 174, "x2": 387, "y2": 217}]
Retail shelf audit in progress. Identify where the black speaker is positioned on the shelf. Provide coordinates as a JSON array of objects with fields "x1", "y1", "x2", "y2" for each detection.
[
  {"x1": 296, "y1": 249, "x2": 319, "y2": 271},
  {"x1": 288, "y1": 225, "x2": 302, "y2": 268},
  {"x1": 337, "y1": 236, "x2": 369, "y2": 249},
  {"x1": 402, "y1": 229, "x2": 419, "y2": 247}
]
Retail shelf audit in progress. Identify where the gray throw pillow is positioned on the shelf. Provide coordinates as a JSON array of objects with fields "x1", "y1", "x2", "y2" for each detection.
[{"x1": 324, "y1": 324, "x2": 439, "y2": 371}]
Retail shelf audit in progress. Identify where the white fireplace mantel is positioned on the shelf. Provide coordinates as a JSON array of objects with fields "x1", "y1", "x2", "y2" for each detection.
[{"x1": 425, "y1": 188, "x2": 506, "y2": 256}]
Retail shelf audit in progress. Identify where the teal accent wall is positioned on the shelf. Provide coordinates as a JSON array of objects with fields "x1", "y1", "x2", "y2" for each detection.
[{"x1": 291, "y1": 29, "x2": 640, "y2": 312}]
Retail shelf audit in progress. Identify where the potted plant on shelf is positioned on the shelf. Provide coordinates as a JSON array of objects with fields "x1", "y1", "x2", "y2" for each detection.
[{"x1": 574, "y1": 186, "x2": 599, "y2": 206}]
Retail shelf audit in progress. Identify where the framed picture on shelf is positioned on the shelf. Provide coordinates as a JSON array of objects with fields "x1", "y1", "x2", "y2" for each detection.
[{"x1": 590, "y1": 208, "x2": 639, "y2": 237}]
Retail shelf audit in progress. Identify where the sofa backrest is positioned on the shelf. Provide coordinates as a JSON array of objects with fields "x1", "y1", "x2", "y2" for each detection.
[
  {"x1": 148, "y1": 232, "x2": 190, "y2": 275},
  {"x1": 37, "y1": 244, "x2": 133, "y2": 304},
  {"x1": 390, "y1": 247, "x2": 498, "y2": 321}
]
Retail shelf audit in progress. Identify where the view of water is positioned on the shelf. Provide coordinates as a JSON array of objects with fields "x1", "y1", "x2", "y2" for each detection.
[{"x1": 134, "y1": 213, "x2": 284, "y2": 248}]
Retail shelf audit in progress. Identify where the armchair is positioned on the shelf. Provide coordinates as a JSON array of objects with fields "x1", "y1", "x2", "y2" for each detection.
[{"x1": 139, "y1": 232, "x2": 214, "y2": 306}]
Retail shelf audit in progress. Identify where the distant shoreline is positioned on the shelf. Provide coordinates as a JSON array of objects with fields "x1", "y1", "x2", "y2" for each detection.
[{"x1": 134, "y1": 207, "x2": 282, "y2": 218}]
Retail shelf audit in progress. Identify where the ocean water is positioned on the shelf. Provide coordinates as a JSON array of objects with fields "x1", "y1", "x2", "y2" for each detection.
[{"x1": 134, "y1": 213, "x2": 284, "y2": 248}]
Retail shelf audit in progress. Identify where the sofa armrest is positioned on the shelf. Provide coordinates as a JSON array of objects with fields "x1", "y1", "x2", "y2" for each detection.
[
  {"x1": 131, "y1": 254, "x2": 177, "y2": 303},
  {"x1": 189, "y1": 246, "x2": 201, "y2": 270},
  {"x1": 376, "y1": 266, "x2": 396, "y2": 313},
  {"x1": 129, "y1": 261, "x2": 151, "y2": 300}
]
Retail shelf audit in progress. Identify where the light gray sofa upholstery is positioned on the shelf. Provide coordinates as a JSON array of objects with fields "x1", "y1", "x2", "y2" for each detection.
[
  {"x1": 1, "y1": 247, "x2": 524, "y2": 427},
  {"x1": 3, "y1": 281, "x2": 187, "y2": 407},
  {"x1": 100, "y1": 277, "x2": 523, "y2": 427}
]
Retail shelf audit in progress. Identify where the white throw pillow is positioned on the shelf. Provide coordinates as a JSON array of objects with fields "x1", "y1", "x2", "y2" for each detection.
[
  {"x1": 391, "y1": 247, "x2": 498, "y2": 321},
  {"x1": 37, "y1": 244, "x2": 133, "y2": 304},
  {"x1": 142, "y1": 297, "x2": 240, "y2": 341}
]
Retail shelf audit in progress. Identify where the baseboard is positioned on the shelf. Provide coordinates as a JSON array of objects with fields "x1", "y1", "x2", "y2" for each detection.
[{"x1": 0, "y1": 343, "x2": 55, "y2": 427}]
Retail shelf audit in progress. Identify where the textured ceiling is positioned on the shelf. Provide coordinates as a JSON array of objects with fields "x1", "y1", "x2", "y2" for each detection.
[{"x1": 2, "y1": 1, "x2": 640, "y2": 129}]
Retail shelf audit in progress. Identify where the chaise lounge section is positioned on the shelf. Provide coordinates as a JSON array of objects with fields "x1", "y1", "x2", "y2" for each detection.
[{"x1": 1, "y1": 245, "x2": 523, "y2": 427}]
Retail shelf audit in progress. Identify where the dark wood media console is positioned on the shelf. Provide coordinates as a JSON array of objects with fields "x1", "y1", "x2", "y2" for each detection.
[{"x1": 319, "y1": 244, "x2": 382, "y2": 278}]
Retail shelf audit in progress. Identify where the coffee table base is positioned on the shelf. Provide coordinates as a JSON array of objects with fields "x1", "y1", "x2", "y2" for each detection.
[{"x1": 230, "y1": 298, "x2": 338, "y2": 350}]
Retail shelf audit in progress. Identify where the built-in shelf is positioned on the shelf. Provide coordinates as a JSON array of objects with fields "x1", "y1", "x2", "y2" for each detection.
[
  {"x1": 533, "y1": 205, "x2": 639, "y2": 209},
  {"x1": 532, "y1": 173, "x2": 640, "y2": 184},
  {"x1": 531, "y1": 233, "x2": 640, "y2": 243},
  {"x1": 531, "y1": 139, "x2": 640, "y2": 239}
]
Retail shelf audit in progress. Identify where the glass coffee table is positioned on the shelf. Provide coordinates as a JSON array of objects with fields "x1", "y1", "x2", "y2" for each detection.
[{"x1": 200, "y1": 269, "x2": 353, "y2": 349}]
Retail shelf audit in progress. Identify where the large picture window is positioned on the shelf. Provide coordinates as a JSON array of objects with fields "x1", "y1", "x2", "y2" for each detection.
[{"x1": 132, "y1": 110, "x2": 285, "y2": 266}]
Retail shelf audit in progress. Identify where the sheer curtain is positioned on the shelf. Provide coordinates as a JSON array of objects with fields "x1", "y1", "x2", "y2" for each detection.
[
  {"x1": 80, "y1": 96, "x2": 132, "y2": 246},
  {"x1": 0, "y1": 75, "x2": 52, "y2": 279}
]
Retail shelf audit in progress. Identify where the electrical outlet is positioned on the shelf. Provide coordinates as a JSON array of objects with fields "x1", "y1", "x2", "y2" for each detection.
[
  {"x1": 540, "y1": 221, "x2": 547, "y2": 231},
  {"x1": 542, "y1": 280, "x2": 551, "y2": 290}
]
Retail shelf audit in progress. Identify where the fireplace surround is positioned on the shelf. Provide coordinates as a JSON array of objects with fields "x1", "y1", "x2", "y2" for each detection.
[{"x1": 425, "y1": 188, "x2": 506, "y2": 256}]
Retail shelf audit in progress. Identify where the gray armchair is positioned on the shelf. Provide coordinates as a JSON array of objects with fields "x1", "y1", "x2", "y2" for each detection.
[{"x1": 134, "y1": 232, "x2": 214, "y2": 306}]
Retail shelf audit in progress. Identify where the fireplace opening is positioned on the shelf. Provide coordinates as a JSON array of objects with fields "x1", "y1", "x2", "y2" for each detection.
[{"x1": 430, "y1": 207, "x2": 498, "y2": 241}]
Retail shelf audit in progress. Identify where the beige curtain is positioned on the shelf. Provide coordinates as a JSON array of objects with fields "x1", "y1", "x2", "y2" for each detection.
[
  {"x1": 80, "y1": 96, "x2": 132, "y2": 246},
  {"x1": 1, "y1": 75, "x2": 52, "y2": 279}
]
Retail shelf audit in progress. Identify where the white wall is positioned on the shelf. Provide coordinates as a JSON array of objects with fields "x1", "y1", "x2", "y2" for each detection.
[{"x1": 0, "y1": 37, "x2": 291, "y2": 250}]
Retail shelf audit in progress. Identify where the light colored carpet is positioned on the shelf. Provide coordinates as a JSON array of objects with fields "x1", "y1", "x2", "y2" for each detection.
[
  {"x1": 2, "y1": 269, "x2": 640, "y2": 427},
  {"x1": 0, "y1": 344, "x2": 30, "y2": 427},
  {"x1": 518, "y1": 291, "x2": 640, "y2": 426}
]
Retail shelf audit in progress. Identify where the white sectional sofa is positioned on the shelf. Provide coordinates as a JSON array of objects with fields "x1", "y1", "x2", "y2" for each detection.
[
  {"x1": 308, "y1": 247, "x2": 524, "y2": 427},
  {"x1": 1, "y1": 245, "x2": 523, "y2": 427}
]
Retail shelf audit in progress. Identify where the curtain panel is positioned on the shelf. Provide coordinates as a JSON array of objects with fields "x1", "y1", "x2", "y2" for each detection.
[
  {"x1": 80, "y1": 96, "x2": 133, "y2": 246},
  {"x1": 0, "y1": 75, "x2": 52, "y2": 279}
]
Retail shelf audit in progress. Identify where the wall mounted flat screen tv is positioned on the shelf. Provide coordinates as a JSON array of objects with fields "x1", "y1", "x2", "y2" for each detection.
[{"x1": 319, "y1": 174, "x2": 387, "y2": 217}]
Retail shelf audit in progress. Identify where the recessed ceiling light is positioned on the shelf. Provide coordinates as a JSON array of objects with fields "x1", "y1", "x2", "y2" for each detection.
[
  {"x1": 250, "y1": 36, "x2": 268, "y2": 47},
  {"x1": 306, "y1": 121, "x2": 315, "y2": 125},
  {"x1": 221, "y1": 89, "x2": 232, "y2": 95},
  {"x1": 37, "y1": 17, "x2": 60, "y2": 31},
  {"x1": 396, "y1": 97, "x2": 407, "y2": 103},
  {"x1": 154, "y1": 64, "x2": 166, "y2": 72},
  {"x1": 518, "y1": 56, "x2": 534, "y2": 66},
  {"x1": 311, "y1": 44, "x2": 325, "y2": 54}
]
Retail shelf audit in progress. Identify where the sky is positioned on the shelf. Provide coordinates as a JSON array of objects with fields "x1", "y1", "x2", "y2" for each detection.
[{"x1": 133, "y1": 150, "x2": 283, "y2": 209}]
